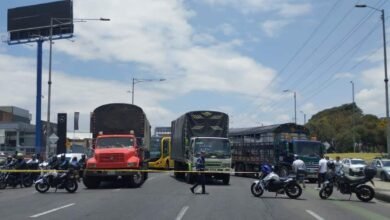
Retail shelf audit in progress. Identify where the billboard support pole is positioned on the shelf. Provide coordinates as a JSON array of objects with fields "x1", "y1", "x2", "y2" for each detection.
[{"x1": 35, "y1": 39, "x2": 43, "y2": 154}]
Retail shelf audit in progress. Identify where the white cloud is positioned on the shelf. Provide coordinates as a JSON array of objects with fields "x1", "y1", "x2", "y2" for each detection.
[
  {"x1": 278, "y1": 3, "x2": 311, "y2": 17},
  {"x1": 218, "y1": 23, "x2": 236, "y2": 36},
  {"x1": 261, "y1": 19, "x2": 292, "y2": 37},
  {"x1": 333, "y1": 72, "x2": 353, "y2": 79},
  {"x1": 201, "y1": 0, "x2": 311, "y2": 17},
  {"x1": 356, "y1": 66, "x2": 386, "y2": 117}
]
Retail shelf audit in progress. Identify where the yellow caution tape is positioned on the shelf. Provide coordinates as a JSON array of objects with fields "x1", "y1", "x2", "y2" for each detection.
[{"x1": 0, "y1": 169, "x2": 258, "y2": 174}]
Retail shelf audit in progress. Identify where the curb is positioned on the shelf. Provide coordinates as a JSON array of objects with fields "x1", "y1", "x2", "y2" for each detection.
[{"x1": 375, "y1": 190, "x2": 390, "y2": 203}]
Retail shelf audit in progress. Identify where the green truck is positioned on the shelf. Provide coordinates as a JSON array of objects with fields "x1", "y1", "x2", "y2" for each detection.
[{"x1": 171, "y1": 111, "x2": 231, "y2": 184}]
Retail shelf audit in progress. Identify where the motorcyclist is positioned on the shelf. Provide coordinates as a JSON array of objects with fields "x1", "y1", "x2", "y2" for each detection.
[
  {"x1": 58, "y1": 154, "x2": 69, "y2": 170},
  {"x1": 27, "y1": 154, "x2": 39, "y2": 169},
  {"x1": 5, "y1": 155, "x2": 14, "y2": 167},
  {"x1": 70, "y1": 157, "x2": 80, "y2": 170},
  {"x1": 14, "y1": 153, "x2": 27, "y2": 187},
  {"x1": 78, "y1": 154, "x2": 86, "y2": 169},
  {"x1": 48, "y1": 155, "x2": 59, "y2": 169}
]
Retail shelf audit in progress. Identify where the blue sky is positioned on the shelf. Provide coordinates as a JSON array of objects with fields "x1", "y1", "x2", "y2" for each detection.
[{"x1": 0, "y1": 0, "x2": 389, "y2": 132}]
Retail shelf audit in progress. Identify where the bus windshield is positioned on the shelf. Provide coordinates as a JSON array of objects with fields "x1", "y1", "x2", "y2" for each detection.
[
  {"x1": 150, "y1": 137, "x2": 162, "y2": 159},
  {"x1": 194, "y1": 138, "x2": 230, "y2": 159},
  {"x1": 293, "y1": 141, "x2": 322, "y2": 157},
  {"x1": 96, "y1": 137, "x2": 134, "y2": 148}
]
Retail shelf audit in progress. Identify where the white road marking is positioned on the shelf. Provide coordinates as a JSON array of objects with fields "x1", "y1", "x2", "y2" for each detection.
[
  {"x1": 195, "y1": 188, "x2": 202, "y2": 193},
  {"x1": 306, "y1": 210, "x2": 324, "y2": 220},
  {"x1": 30, "y1": 203, "x2": 75, "y2": 218},
  {"x1": 113, "y1": 189, "x2": 121, "y2": 192},
  {"x1": 147, "y1": 177, "x2": 155, "y2": 181},
  {"x1": 175, "y1": 206, "x2": 189, "y2": 220}
]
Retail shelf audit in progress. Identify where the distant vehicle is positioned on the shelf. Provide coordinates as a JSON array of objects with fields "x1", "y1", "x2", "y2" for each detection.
[
  {"x1": 229, "y1": 123, "x2": 324, "y2": 183},
  {"x1": 341, "y1": 158, "x2": 367, "y2": 176},
  {"x1": 148, "y1": 136, "x2": 173, "y2": 169},
  {"x1": 371, "y1": 158, "x2": 390, "y2": 181},
  {"x1": 171, "y1": 111, "x2": 231, "y2": 184},
  {"x1": 83, "y1": 103, "x2": 150, "y2": 189}
]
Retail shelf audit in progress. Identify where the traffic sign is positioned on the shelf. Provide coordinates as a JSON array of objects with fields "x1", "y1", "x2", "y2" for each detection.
[{"x1": 49, "y1": 133, "x2": 59, "y2": 144}]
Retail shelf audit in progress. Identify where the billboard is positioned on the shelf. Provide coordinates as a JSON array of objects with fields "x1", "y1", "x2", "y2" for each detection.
[{"x1": 7, "y1": 0, "x2": 73, "y2": 41}]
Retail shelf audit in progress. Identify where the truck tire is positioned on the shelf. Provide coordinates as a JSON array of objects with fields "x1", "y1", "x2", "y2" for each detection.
[
  {"x1": 129, "y1": 172, "x2": 144, "y2": 188},
  {"x1": 222, "y1": 174, "x2": 230, "y2": 185},
  {"x1": 83, "y1": 176, "x2": 100, "y2": 189}
]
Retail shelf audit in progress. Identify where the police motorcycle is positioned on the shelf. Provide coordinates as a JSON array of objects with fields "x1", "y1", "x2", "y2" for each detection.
[
  {"x1": 35, "y1": 160, "x2": 79, "y2": 193},
  {"x1": 0, "y1": 165, "x2": 34, "y2": 189},
  {"x1": 251, "y1": 164, "x2": 302, "y2": 199},
  {"x1": 319, "y1": 161, "x2": 376, "y2": 202},
  {"x1": 0, "y1": 155, "x2": 34, "y2": 189}
]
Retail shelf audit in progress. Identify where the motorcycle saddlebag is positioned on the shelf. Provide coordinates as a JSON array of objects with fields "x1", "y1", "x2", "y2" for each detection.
[{"x1": 364, "y1": 166, "x2": 376, "y2": 179}]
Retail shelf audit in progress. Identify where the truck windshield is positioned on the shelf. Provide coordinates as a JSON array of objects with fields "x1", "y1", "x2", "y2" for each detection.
[
  {"x1": 96, "y1": 137, "x2": 134, "y2": 148},
  {"x1": 150, "y1": 137, "x2": 161, "y2": 159},
  {"x1": 194, "y1": 138, "x2": 230, "y2": 159},
  {"x1": 293, "y1": 141, "x2": 322, "y2": 157}
]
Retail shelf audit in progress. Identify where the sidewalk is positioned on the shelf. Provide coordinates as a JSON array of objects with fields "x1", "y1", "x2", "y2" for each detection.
[{"x1": 372, "y1": 178, "x2": 390, "y2": 203}]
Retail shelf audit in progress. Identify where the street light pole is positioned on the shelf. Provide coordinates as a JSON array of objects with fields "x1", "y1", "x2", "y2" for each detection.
[
  {"x1": 300, "y1": 110, "x2": 306, "y2": 125},
  {"x1": 356, "y1": 4, "x2": 390, "y2": 157},
  {"x1": 351, "y1": 81, "x2": 356, "y2": 153},
  {"x1": 45, "y1": 17, "x2": 110, "y2": 158},
  {"x1": 131, "y1": 78, "x2": 166, "y2": 104},
  {"x1": 283, "y1": 90, "x2": 297, "y2": 124}
]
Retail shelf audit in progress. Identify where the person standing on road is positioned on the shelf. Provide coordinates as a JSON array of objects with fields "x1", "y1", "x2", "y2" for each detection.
[
  {"x1": 190, "y1": 150, "x2": 206, "y2": 194},
  {"x1": 334, "y1": 156, "x2": 342, "y2": 175},
  {"x1": 292, "y1": 156, "x2": 306, "y2": 188},
  {"x1": 318, "y1": 155, "x2": 328, "y2": 189}
]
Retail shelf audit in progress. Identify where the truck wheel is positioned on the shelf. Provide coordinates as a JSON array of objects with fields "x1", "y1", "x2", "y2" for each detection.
[
  {"x1": 83, "y1": 176, "x2": 100, "y2": 189},
  {"x1": 222, "y1": 175, "x2": 230, "y2": 185},
  {"x1": 129, "y1": 172, "x2": 144, "y2": 187}
]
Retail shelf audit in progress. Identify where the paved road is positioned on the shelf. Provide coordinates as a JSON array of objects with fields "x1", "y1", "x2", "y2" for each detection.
[{"x1": 0, "y1": 173, "x2": 389, "y2": 220}]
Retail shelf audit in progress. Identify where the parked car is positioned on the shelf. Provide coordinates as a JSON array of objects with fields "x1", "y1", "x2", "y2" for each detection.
[
  {"x1": 341, "y1": 158, "x2": 367, "y2": 176},
  {"x1": 371, "y1": 158, "x2": 390, "y2": 181}
]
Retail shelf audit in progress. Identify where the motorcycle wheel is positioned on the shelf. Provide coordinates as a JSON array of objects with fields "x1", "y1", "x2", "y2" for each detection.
[
  {"x1": 251, "y1": 182, "x2": 264, "y2": 197},
  {"x1": 356, "y1": 185, "x2": 375, "y2": 202},
  {"x1": 0, "y1": 180, "x2": 7, "y2": 189},
  {"x1": 64, "y1": 180, "x2": 78, "y2": 193},
  {"x1": 23, "y1": 178, "x2": 34, "y2": 188},
  {"x1": 35, "y1": 182, "x2": 50, "y2": 193},
  {"x1": 285, "y1": 183, "x2": 302, "y2": 199},
  {"x1": 319, "y1": 186, "x2": 333, "y2": 199}
]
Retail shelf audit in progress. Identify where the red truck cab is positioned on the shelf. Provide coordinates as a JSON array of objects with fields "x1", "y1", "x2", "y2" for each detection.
[{"x1": 83, "y1": 132, "x2": 148, "y2": 189}]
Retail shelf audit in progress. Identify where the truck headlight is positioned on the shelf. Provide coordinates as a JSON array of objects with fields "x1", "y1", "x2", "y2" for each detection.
[{"x1": 127, "y1": 162, "x2": 137, "y2": 167}]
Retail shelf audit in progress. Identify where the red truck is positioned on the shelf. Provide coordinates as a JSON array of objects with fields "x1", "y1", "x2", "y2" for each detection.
[{"x1": 83, "y1": 103, "x2": 151, "y2": 188}]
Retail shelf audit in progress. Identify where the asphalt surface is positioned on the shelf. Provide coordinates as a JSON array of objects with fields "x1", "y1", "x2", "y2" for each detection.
[{"x1": 0, "y1": 173, "x2": 389, "y2": 220}]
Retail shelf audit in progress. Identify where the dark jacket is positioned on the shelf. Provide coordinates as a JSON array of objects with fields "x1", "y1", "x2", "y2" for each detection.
[{"x1": 196, "y1": 156, "x2": 205, "y2": 171}]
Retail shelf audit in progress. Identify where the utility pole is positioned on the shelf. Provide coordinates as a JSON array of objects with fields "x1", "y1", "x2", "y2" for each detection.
[{"x1": 351, "y1": 81, "x2": 356, "y2": 153}]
